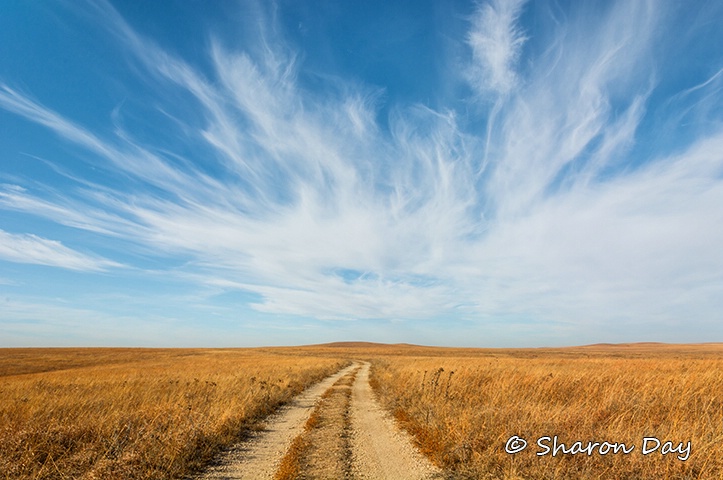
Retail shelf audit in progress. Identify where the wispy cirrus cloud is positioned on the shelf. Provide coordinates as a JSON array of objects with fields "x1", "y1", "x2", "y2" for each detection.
[
  {"x1": 466, "y1": 0, "x2": 528, "y2": 97},
  {"x1": 0, "y1": 0, "x2": 721, "y2": 344},
  {"x1": 0, "y1": 229, "x2": 120, "y2": 271},
  {"x1": 483, "y1": 0, "x2": 660, "y2": 218}
]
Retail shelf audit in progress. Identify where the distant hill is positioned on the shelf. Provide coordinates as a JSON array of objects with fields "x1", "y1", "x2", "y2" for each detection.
[{"x1": 308, "y1": 341, "x2": 421, "y2": 349}]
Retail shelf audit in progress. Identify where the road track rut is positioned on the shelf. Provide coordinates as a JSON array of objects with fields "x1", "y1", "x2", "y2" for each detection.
[{"x1": 193, "y1": 361, "x2": 442, "y2": 479}]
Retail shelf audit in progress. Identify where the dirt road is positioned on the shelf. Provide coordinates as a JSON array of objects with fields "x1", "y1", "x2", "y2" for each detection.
[
  {"x1": 350, "y1": 362, "x2": 442, "y2": 479},
  {"x1": 194, "y1": 361, "x2": 442, "y2": 479}
]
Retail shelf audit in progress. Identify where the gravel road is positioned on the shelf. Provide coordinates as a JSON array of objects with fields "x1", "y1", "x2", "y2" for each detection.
[{"x1": 193, "y1": 361, "x2": 443, "y2": 479}]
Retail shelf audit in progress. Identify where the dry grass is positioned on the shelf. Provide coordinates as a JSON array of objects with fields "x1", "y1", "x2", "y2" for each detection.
[
  {"x1": 0, "y1": 348, "x2": 346, "y2": 480},
  {"x1": 4, "y1": 343, "x2": 721, "y2": 479},
  {"x1": 369, "y1": 344, "x2": 723, "y2": 480},
  {"x1": 274, "y1": 434, "x2": 310, "y2": 480}
]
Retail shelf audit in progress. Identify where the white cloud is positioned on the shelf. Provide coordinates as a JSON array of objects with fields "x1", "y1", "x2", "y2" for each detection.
[
  {"x1": 462, "y1": 131, "x2": 723, "y2": 327},
  {"x1": 0, "y1": 229, "x2": 121, "y2": 271},
  {"x1": 467, "y1": 0, "x2": 528, "y2": 97},
  {"x1": 0, "y1": 0, "x2": 721, "y2": 342},
  {"x1": 483, "y1": 0, "x2": 660, "y2": 218}
]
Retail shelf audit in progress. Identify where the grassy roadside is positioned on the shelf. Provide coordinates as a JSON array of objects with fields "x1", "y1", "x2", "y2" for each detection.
[
  {"x1": 369, "y1": 345, "x2": 723, "y2": 479},
  {"x1": 0, "y1": 348, "x2": 346, "y2": 479}
]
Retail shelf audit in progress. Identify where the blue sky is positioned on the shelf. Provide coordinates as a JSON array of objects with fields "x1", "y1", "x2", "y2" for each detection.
[{"x1": 1, "y1": 0, "x2": 722, "y2": 347}]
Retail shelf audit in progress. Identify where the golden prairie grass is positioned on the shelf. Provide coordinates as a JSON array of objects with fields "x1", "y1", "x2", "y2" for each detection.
[
  {"x1": 4, "y1": 343, "x2": 721, "y2": 479},
  {"x1": 369, "y1": 344, "x2": 723, "y2": 480},
  {"x1": 0, "y1": 348, "x2": 346, "y2": 480}
]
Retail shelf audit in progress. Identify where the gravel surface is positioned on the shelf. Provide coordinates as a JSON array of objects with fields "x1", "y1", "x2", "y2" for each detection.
[
  {"x1": 192, "y1": 361, "x2": 443, "y2": 479},
  {"x1": 193, "y1": 363, "x2": 359, "y2": 480},
  {"x1": 349, "y1": 362, "x2": 444, "y2": 480}
]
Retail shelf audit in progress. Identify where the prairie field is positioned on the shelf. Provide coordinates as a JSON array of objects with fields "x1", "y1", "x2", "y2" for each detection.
[
  {"x1": 368, "y1": 343, "x2": 723, "y2": 480},
  {"x1": 0, "y1": 348, "x2": 346, "y2": 479},
  {"x1": 1, "y1": 343, "x2": 721, "y2": 479}
]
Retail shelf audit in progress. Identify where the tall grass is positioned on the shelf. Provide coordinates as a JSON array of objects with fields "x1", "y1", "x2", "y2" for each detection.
[
  {"x1": 4, "y1": 344, "x2": 720, "y2": 479},
  {"x1": 370, "y1": 347, "x2": 723, "y2": 479},
  {"x1": 0, "y1": 348, "x2": 346, "y2": 479}
]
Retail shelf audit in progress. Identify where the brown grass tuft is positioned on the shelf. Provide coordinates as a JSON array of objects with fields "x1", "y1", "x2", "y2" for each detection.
[{"x1": 273, "y1": 435, "x2": 310, "y2": 480}]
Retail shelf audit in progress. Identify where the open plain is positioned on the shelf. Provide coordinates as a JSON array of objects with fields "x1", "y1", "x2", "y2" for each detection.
[{"x1": 1, "y1": 343, "x2": 721, "y2": 479}]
